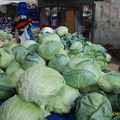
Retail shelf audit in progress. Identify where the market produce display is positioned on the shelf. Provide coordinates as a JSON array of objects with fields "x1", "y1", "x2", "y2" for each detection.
[{"x1": 0, "y1": 27, "x2": 119, "y2": 120}]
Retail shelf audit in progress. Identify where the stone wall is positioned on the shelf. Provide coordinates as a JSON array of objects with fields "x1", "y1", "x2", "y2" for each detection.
[{"x1": 94, "y1": 0, "x2": 120, "y2": 48}]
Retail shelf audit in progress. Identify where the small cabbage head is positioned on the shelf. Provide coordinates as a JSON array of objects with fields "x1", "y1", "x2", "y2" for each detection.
[
  {"x1": 20, "y1": 52, "x2": 46, "y2": 70},
  {"x1": 98, "y1": 71, "x2": 120, "y2": 93},
  {"x1": 38, "y1": 41, "x2": 61, "y2": 60},
  {"x1": 38, "y1": 33, "x2": 61, "y2": 44},
  {"x1": 97, "y1": 60, "x2": 108, "y2": 70},
  {"x1": 56, "y1": 26, "x2": 68, "y2": 36},
  {"x1": 106, "y1": 53, "x2": 112, "y2": 62},
  {"x1": 69, "y1": 41, "x2": 83, "y2": 55},
  {"x1": 40, "y1": 27, "x2": 54, "y2": 34},
  {"x1": 91, "y1": 44, "x2": 106, "y2": 53},
  {"x1": 46, "y1": 85, "x2": 80, "y2": 114},
  {"x1": 48, "y1": 54, "x2": 70, "y2": 73}
]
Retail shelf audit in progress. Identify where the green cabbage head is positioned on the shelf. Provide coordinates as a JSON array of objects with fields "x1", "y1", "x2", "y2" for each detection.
[
  {"x1": 0, "y1": 95, "x2": 46, "y2": 120},
  {"x1": 98, "y1": 71, "x2": 120, "y2": 93},
  {"x1": 18, "y1": 65, "x2": 65, "y2": 109},
  {"x1": 38, "y1": 41, "x2": 61, "y2": 60},
  {"x1": 40, "y1": 27, "x2": 54, "y2": 34},
  {"x1": 46, "y1": 85, "x2": 80, "y2": 114},
  {"x1": 48, "y1": 54, "x2": 70, "y2": 73},
  {"x1": 38, "y1": 33, "x2": 61, "y2": 44},
  {"x1": 12, "y1": 45, "x2": 29, "y2": 63},
  {"x1": 69, "y1": 41, "x2": 83, "y2": 55},
  {"x1": 56, "y1": 26, "x2": 68, "y2": 36},
  {"x1": 0, "y1": 73, "x2": 15, "y2": 99},
  {"x1": 76, "y1": 93, "x2": 113, "y2": 120},
  {"x1": 0, "y1": 48, "x2": 14, "y2": 69},
  {"x1": 63, "y1": 57, "x2": 103, "y2": 89},
  {"x1": 20, "y1": 52, "x2": 46, "y2": 70},
  {"x1": 5, "y1": 61, "x2": 21, "y2": 76}
]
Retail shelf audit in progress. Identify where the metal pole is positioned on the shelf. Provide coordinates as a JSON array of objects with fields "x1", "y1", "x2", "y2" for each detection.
[
  {"x1": 91, "y1": 0, "x2": 95, "y2": 43},
  {"x1": 38, "y1": 0, "x2": 42, "y2": 28}
]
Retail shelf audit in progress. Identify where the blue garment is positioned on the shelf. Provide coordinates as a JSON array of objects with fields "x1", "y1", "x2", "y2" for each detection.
[
  {"x1": 48, "y1": 109, "x2": 76, "y2": 120},
  {"x1": 0, "y1": 99, "x2": 5, "y2": 105},
  {"x1": 18, "y1": 2, "x2": 27, "y2": 16},
  {"x1": 27, "y1": 28, "x2": 35, "y2": 40}
]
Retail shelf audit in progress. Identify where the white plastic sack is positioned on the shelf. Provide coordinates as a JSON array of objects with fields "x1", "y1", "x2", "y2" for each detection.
[{"x1": 19, "y1": 28, "x2": 30, "y2": 41}]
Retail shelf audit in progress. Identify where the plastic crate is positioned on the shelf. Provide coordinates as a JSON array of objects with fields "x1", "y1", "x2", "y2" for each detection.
[{"x1": 0, "y1": 99, "x2": 76, "y2": 120}]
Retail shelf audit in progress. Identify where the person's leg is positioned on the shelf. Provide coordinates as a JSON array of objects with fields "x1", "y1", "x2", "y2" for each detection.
[{"x1": 27, "y1": 28, "x2": 35, "y2": 40}]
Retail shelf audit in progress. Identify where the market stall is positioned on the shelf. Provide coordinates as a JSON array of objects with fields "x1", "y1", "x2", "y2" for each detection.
[{"x1": 0, "y1": 25, "x2": 119, "y2": 120}]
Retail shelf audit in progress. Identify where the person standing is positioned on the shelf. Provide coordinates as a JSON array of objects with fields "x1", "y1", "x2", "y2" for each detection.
[{"x1": 12, "y1": 2, "x2": 35, "y2": 40}]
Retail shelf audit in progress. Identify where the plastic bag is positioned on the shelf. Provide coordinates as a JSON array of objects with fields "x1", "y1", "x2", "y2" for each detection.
[{"x1": 19, "y1": 28, "x2": 30, "y2": 41}]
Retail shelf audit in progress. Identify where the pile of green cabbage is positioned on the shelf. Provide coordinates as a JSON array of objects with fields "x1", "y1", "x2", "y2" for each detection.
[
  {"x1": 0, "y1": 30, "x2": 18, "y2": 48},
  {"x1": 0, "y1": 26, "x2": 119, "y2": 120}
]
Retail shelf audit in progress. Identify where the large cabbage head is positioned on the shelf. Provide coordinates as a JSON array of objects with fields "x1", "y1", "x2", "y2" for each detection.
[
  {"x1": 38, "y1": 41, "x2": 61, "y2": 60},
  {"x1": 38, "y1": 33, "x2": 61, "y2": 44},
  {"x1": 98, "y1": 71, "x2": 120, "y2": 93},
  {"x1": 63, "y1": 57, "x2": 103, "y2": 89},
  {"x1": 0, "y1": 95, "x2": 46, "y2": 120},
  {"x1": 56, "y1": 26, "x2": 68, "y2": 36},
  {"x1": 64, "y1": 57, "x2": 103, "y2": 78},
  {"x1": 48, "y1": 54, "x2": 70, "y2": 73},
  {"x1": 20, "y1": 52, "x2": 46, "y2": 70},
  {"x1": 76, "y1": 92, "x2": 113, "y2": 120},
  {"x1": 46, "y1": 85, "x2": 80, "y2": 114},
  {"x1": 18, "y1": 65, "x2": 65, "y2": 108},
  {"x1": 0, "y1": 48, "x2": 14, "y2": 69}
]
